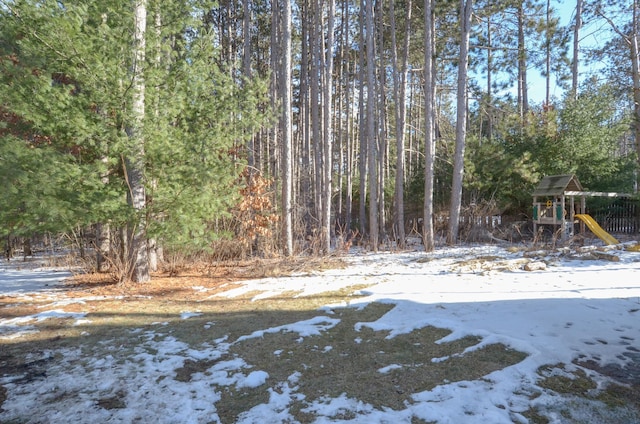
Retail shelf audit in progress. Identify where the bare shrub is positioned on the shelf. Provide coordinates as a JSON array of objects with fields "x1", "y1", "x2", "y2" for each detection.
[
  {"x1": 459, "y1": 200, "x2": 500, "y2": 242},
  {"x1": 209, "y1": 239, "x2": 248, "y2": 262}
]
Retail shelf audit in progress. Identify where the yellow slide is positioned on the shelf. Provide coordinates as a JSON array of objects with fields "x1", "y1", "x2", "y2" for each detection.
[{"x1": 575, "y1": 214, "x2": 619, "y2": 245}]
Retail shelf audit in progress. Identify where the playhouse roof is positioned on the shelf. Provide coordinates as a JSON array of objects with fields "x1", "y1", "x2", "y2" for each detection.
[{"x1": 532, "y1": 174, "x2": 583, "y2": 197}]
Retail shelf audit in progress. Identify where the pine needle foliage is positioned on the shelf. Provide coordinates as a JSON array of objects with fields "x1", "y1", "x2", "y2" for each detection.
[{"x1": 0, "y1": 0, "x2": 270, "y2": 255}]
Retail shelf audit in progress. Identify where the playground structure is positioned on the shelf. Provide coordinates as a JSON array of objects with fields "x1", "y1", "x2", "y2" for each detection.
[{"x1": 532, "y1": 174, "x2": 639, "y2": 249}]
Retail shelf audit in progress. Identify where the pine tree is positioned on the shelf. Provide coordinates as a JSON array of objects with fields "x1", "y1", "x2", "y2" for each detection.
[{"x1": 0, "y1": 0, "x2": 269, "y2": 275}]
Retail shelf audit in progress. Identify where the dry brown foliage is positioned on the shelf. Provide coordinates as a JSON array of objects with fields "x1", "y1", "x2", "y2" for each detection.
[{"x1": 234, "y1": 170, "x2": 280, "y2": 253}]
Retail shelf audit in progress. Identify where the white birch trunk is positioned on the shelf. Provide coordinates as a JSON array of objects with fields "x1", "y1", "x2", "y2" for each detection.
[{"x1": 127, "y1": 0, "x2": 150, "y2": 283}]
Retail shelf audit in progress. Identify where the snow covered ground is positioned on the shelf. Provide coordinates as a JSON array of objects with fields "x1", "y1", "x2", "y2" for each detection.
[{"x1": 1, "y1": 244, "x2": 640, "y2": 423}]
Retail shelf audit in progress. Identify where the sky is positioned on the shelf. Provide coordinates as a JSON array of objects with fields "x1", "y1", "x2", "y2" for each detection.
[{"x1": 2, "y1": 240, "x2": 640, "y2": 423}]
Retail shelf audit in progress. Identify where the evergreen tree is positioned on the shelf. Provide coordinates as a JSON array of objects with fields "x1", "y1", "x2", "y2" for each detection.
[
  {"x1": 0, "y1": 0, "x2": 269, "y2": 275},
  {"x1": 503, "y1": 84, "x2": 634, "y2": 197}
]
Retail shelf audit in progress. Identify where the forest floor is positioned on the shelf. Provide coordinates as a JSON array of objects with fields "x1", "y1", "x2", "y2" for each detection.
[{"x1": 1, "y1": 245, "x2": 640, "y2": 423}]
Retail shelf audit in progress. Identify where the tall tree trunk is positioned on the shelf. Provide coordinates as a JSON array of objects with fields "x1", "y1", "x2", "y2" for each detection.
[
  {"x1": 97, "y1": 13, "x2": 112, "y2": 273},
  {"x1": 545, "y1": 0, "x2": 551, "y2": 105},
  {"x1": 310, "y1": 0, "x2": 322, "y2": 236},
  {"x1": 376, "y1": 0, "x2": 387, "y2": 243},
  {"x1": 96, "y1": 223, "x2": 110, "y2": 272},
  {"x1": 633, "y1": 0, "x2": 640, "y2": 191},
  {"x1": 321, "y1": 0, "x2": 335, "y2": 253},
  {"x1": 423, "y1": 0, "x2": 436, "y2": 252},
  {"x1": 243, "y1": 0, "x2": 255, "y2": 170},
  {"x1": 127, "y1": 0, "x2": 150, "y2": 283},
  {"x1": 148, "y1": 6, "x2": 164, "y2": 273},
  {"x1": 96, "y1": 156, "x2": 111, "y2": 272},
  {"x1": 336, "y1": 26, "x2": 344, "y2": 232},
  {"x1": 365, "y1": 0, "x2": 378, "y2": 250},
  {"x1": 517, "y1": 3, "x2": 529, "y2": 121},
  {"x1": 282, "y1": 0, "x2": 294, "y2": 256},
  {"x1": 390, "y1": 0, "x2": 411, "y2": 249},
  {"x1": 358, "y1": 0, "x2": 368, "y2": 237},
  {"x1": 342, "y1": 0, "x2": 353, "y2": 234},
  {"x1": 486, "y1": 15, "x2": 493, "y2": 140},
  {"x1": 571, "y1": 0, "x2": 582, "y2": 99},
  {"x1": 269, "y1": 0, "x2": 281, "y2": 185},
  {"x1": 389, "y1": 0, "x2": 401, "y2": 247},
  {"x1": 243, "y1": 0, "x2": 252, "y2": 78},
  {"x1": 447, "y1": 0, "x2": 472, "y2": 246},
  {"x1": 300, "y1": 0, "x2": 312, "y2": 234}
]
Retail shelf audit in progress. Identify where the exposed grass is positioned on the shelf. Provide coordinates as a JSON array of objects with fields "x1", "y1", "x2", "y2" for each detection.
[
  {"x1": 537, "y1": 366, "x2": 597, "y2": 396},
  {"x1": 524, "y1": 364, "x2": 640, "y2": 423},
  {"x1": 211, "y1": 302, "x2": 526, "y2": 423},
  {"x1": 2, "y1": 256, "x2": 526, "y2": 423}
]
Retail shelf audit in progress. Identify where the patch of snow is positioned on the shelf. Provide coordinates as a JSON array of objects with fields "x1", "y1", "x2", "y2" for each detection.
[
  {"x1": 0, "y1": 309, "x2": 87, "y2": 339},
  {"x1": 378, "y1": 364, "x2": 402, "y2": 374},
  {"x1": 238, "y1": 370, "x2": 269, "y2": 388},
  {"x1": 2, "y1": 245, "x2": 640, "y2": 423},
  {"x1": 235, "y1": 315, "x2": 340, "y2": 342},
  {"x1": 0, "y1": 259, "x2": 71, "y2": 296},
  {"x1": 180, "y1": 311, "x2": 202, "y2": 319}
]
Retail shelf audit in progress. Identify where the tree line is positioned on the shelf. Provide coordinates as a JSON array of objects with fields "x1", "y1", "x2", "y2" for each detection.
[{"x1": 0, "y1": 0, "x2": 638, "y2": 282}]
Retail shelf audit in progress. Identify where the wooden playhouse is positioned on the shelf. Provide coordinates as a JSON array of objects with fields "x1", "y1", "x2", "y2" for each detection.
[{"x1": 532, "y1": 174, "x2": 633, "y2": 242}]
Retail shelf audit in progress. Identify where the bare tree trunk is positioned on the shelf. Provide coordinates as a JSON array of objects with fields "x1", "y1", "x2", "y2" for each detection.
[
  {"x1": 517, "y1": 3, "x2": 529, "y2": 121},
  {"x1": 243, "y1": 0, "x2": 256, "y2": 170},
  {"x1": 336, "y1": 46, "x2": 344, "y2": 232},
  {"x1": 243, "y1": 0, "x2": 252, "y2": 78},
  {"x1": 299, "y1": 0, "x2": 312, "y2": 233},
  {"x1": 571, "y1": 0, "x2": 582, "y2": 99},
  {"x1": 310, "y1": 0, "x2": 322, "y2": 237},
  {"x1": 633, "y1": 0, "x2": 640, "y2": 190},
  {"x1": 545, "y1": 0, "x2": 551, "y2": 105},
  {"x1": 390, "y1": 0, "x2": 401, "y2": 247},
  {"x1": 23, "y1": 237, "x2": 32, "y2": 258},
  {"x1": 408, "y1": 74, "x2": 417, "y2": 176},
  {"x1": 423, "y1": 0, "x2": 436, "y2": 252},
  {"x1": 96, "y1": 156, "x2": 111, "y2": 271},
  {"x1": 147, "y1": 7, "x2": 164, "y2": 274},
  {"x1": 282, "y1": 0, "x2": 294, "y2": 256},
  {"x1": 486, "y1": 16, "x2": 493, "y2": 139},
  {"x1": 345, "y1": 93, "x2": 353, "y2": 233},
  {"x1": 340, "y1": 0, "x2": 352, "y2": 233},
  {"x1": 358, "y1": 0, "x2": 368, "y2": 237},
  {"x1": 376, "y1": 0, "x2": 387, "y2": 244},
  {"x1": 96, "y1": 223, "x2": 110, "y2": 271},
  {"x1": 447, "y1": 0, "x2": 472, "y2": 246},
  {"x1": 148, "y1": 237, "x2": 159, "y2": 272},
  {"x1": 390, "y1": 0, "x2": 411, "y2": 249},
  {"x1": 321, "y1": 0, "x2": 335, "y2": 253},
  {"x1": 127, "y1": 0, "x2": 150, "y2": 283},
  {"x1": 270, "y1": 0, "x2": 281, "y2": 190},
  {"x1": 365, "y1": 0, "x2": 378, "y2": 250}
]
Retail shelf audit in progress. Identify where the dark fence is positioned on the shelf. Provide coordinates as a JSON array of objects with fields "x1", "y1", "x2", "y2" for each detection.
[{"x1": 588, "y1": 197, "x2": 639, "y2": 235}]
